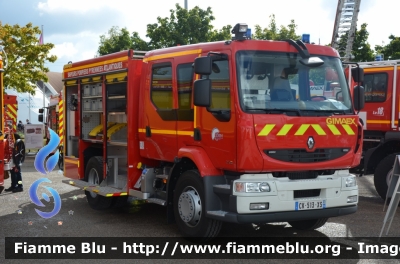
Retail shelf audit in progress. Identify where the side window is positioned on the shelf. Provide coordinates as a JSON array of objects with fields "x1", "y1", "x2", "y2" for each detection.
[
  {"x1": 177, "y1": 63, "x2": 193, "y2": 110},
  {"x1": 208, "y1": 60, "x2": 230, "y2": 110},
  {"x1": 151, "y1": 64, "x2": 173, "y2": 109},
  {"x1": 364, "y1": 73, "x2": 387, "y2": 102},
  {"x1": 176, "y1": 63, "x2": 194, "y2": 121}
]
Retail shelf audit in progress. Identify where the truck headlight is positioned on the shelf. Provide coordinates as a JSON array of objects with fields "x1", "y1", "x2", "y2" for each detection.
[
  {"x1": 345, "y1": 176, "x2": 357, "y2": 187},
  {"x1": 235, "y1": 182, "x2": 271, "y2": 193}
]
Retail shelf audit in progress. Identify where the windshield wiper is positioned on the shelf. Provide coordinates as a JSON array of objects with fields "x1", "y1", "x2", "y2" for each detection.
[
  {"x1": 312, "y1": 109, "x2": 350, "y2": 115},
  {"x1": 246, "y1": 107, "x2": 302, "y2": 116}
]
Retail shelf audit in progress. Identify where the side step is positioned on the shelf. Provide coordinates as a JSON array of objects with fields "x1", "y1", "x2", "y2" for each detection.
[
  {"x1": 62, "y1": 179, "x2": 128, "y2": 197},
  {"x1": 146, "y1": 198, "x2": 166, "y2": 206}
]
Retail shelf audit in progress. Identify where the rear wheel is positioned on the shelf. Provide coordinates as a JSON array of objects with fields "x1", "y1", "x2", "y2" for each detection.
[
  {"x1": 173, "y1": 170, "x2": 222, "y2": 242},
  {"x1": 288, "y1": 218, "x2": 328, "y2": 230},
  {"x1": 85, "y1": 156, "x2": 113, "y2": 210},
  {"x1": 374, "y1": 154, "x2": 396, "y2": 201}
]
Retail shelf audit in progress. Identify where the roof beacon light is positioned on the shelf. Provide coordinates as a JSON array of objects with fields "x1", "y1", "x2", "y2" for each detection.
[{"x1": 232, "y1": 23, "x2": 249, "y2": 41}]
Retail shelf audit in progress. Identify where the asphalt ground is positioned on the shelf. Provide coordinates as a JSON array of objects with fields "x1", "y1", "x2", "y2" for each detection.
[{"x1": 0, "y1": 154, "x2": 399, "y2": 264}]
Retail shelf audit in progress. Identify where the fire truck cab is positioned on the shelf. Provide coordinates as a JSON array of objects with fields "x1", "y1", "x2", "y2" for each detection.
[{"x1": 62, "y1": 24, "x2": 364, "y2": 240}]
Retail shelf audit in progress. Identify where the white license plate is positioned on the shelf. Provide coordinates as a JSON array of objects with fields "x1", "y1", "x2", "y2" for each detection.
[{"x1": 295, "y1": 200, "x2": 326, "y2": 210}]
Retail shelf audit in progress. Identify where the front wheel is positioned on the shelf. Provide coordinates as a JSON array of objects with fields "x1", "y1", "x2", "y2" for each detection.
[
  {"x1": 85, "y1": 156, "x2": 113, "y2": 210},
  {"x1": 288, "y1": 218, "x2": 328, "y2": 230},
  {"x1": 173, "y1": 170, "x2": 222, "y2": 242}
]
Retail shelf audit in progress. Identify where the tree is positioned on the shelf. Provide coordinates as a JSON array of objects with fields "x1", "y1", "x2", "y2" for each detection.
[
  {"x1": 97, "y1": 4, "x2": 231, "y2": 55},
  {"x1": 375, "y1": 35, "x2": 400, "y2": 60},
  {"x1": 253, "y1": 15, "x2": 300, "y2": 41},
  {"x1": 146, "y1": 4, "x2": 231, "y2": 49},
  {"x1": 98, "y1": 27, "x2": 150, "y2": 56},
  {"x1": 352, "y1": 23, "x2": 374, "y2": 62},
  {"x1": 337, "y1": 23, "x2": 374, "y2": 62},
  {"x1": 0, "y1": 22, "x2": 57, "y2": 94}
]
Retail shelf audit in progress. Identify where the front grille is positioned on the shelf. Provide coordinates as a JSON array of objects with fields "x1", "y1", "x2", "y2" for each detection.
[
  {"x1": 294, "y1": 189, "x2": 321, "y2": 199},
  {"x1": 273, "y1": 171, "x2": 318, "y2": 180},
  {"x1": 264, "y1": 148, "x2": 348, "y2": 163}
]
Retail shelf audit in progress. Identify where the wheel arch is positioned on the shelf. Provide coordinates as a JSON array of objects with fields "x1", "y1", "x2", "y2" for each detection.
[{"x1": 165, "y1": 147, "x2": 224, "y2": 223}]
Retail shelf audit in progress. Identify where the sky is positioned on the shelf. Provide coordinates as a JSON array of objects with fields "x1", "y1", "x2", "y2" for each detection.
[{"x1": 0, "y1": 0, "x2": 397, "y2": 73}]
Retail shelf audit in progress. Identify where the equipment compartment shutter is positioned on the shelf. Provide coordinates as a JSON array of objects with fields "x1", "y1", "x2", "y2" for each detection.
[
  {"x1": 105, "y1": 72, "x2": 128, "y2": 83},
  {"x1": 81, "y1": 76, "x2": 102, "y2": 84},
  {"x1": 65, "y1": 80, "x2": 78, "y2": 86}
]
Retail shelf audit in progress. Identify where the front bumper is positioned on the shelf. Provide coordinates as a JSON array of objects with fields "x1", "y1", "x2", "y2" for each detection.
[
  {"x1": 206, "y1": 170, "x2": 358, "y2": 223},
  {"x1": 207, "y1": 205, "x2": 357, "y2": 224}
]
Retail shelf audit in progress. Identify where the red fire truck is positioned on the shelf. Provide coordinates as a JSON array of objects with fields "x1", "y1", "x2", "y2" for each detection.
[
  {"x1": 62, "y1": 24, "x2": 364, "y2": 240},
  {"x1": 4, "y1": 95, "x2": 18, "y2": 131},
  {"x1": 0, "y1": 50, "x2": 5, "y2": 193},
  {"x1": 348, "y1": 60, "x2": 400, "y2": 201},
  {"x1": 0, "y1": 51, "x2": 17, "y2": 192}
]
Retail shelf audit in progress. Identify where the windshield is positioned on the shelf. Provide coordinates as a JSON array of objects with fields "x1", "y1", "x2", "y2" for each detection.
[{"x1": 236, "y1": 51, "x2": 353, "y2": 115}]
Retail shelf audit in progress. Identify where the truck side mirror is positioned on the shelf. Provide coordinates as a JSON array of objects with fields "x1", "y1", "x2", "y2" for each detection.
[
  {"x1": 193, "y1": 79, "x2": 211, "y2": 107},
  {"x1": 353, "y1": 85, "x2": 365, "y2": 111},
  {"x1": 351, "y1": 68, "x2": 364, "y2": 83},
  {"x1": 194, "y1": 57, "x2": 212, "y2": 75}
]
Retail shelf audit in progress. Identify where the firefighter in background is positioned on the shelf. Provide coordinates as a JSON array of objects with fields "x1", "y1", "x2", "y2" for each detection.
[{"x1": 4, "y1": 124, "x2": 25, "y2": 192}]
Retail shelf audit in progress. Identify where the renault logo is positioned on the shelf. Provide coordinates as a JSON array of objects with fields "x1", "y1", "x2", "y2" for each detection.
[{"x1": 307, "y1": 136, "x2": 315, "y2": 149}]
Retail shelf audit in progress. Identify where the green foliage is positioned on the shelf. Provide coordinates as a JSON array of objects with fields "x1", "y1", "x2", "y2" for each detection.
[
  {"x1": 0, "y1": 22, "x2": 57, "y2": 94},
  {"x1": 147, "y1": 4, "x2": 231, "y2": 49},
  {"x1": 352, "y1": 23, "x2": 374, "y2": 62},
  {"x1": 337, "y1": 23, "x2": 374, "y2": 62},
  {"x1": 98, "y1": 4, "x2": 232, "y2": 55},
  {"x1": 98, "y1": 27, "x2": 151, "y2": 56},
  {"x1": 375, "y1": 35, "x2": 400, "y2": 60},
  {"x1": 253, "y1": 15, "x2": 300, "y2": 41}
]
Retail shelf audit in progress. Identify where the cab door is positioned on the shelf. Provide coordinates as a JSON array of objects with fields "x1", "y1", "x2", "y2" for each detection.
[
  {"x1": 142, "y1": 59, "x2": 178, "y2": 162},
  {"x1": 196, "y1": 52, "x2": 236, "y2": 170}
]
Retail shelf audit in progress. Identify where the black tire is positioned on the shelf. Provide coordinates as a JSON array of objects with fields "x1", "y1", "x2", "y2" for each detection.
[
  {"x1": 85, "y1": 156, "x2": 113, "y2": 210},
  {"x1": 288, "y1": 218, "x2": 328, "y2": 230},
  {"x1": 173, "y1": 170, "x2": 222, "y2": 242},
  {"x1": 112, "y1": 196, "x2": 128, "y2": 208},
  {"x1": 374, "y1": 154, "x2": 396, "y2": 201}
]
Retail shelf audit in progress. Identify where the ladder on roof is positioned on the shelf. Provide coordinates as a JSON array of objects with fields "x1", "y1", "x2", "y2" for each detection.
[
  {"x1": 331, "y1": 0, "x2": 362, "y2": 62},
  {"x1": 356, "y1": 59, "x2": 400, "y2": 67}
]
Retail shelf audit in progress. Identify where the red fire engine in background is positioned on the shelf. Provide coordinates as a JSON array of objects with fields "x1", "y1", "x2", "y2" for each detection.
[
  {"x1": 3, "y1": 94, "x2": 18, "y2": 174},
  {"x1": 62, "y1": 23, "x2": 364, "y2": 240},
  {"x1": 1, "y1": 48, "x2": 23, "y2": 193},
  {"x1": 0, "y1": 50, "x2": 5, "y2": 192},
  {"x1": 348, "y1": 60, "x2": 400, "y2": 201}
]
